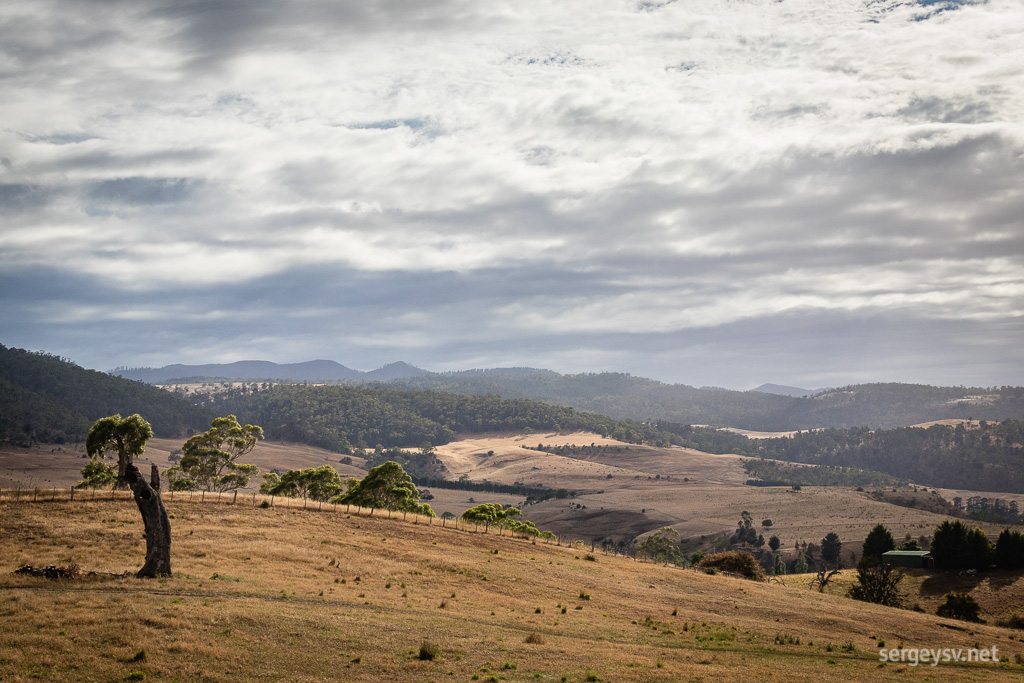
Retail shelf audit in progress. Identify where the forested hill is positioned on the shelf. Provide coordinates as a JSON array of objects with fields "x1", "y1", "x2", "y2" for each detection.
[
  {"x1": 0, "y1": 345, "x2": 211, "y2": 444},
  {"x1": 665, "y1": 421, "x2": 1024, "y2": 494},
  {"x1": 389, "y1": 373, "x2": 1024, "y2": 430},
  {"x1": 201, "y1": 384, "x2": 672, "y2": 452}
]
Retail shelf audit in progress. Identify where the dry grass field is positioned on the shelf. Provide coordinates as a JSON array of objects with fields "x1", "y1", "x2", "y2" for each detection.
[
  {"x1": 4, "y1": 430, "x2": 1020, "y2": 559},
  {"x1": 2, "y1": 497, "x2": 1023, "y2": 682}
]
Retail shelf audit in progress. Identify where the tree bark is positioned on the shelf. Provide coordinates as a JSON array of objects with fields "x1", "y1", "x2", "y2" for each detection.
[{"x1": 125, "y1": 463, "x2": 172, "y2": 578}]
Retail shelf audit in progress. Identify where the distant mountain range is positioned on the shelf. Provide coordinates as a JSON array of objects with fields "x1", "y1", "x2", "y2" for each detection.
[
  {"x1": 749, "y1": 383, "x2": 827, "y2": 398},
  {"x1": 111, "y1": 360, "x2": 432, "y2": 384},
  {"x1": 111, "y1": 358, "x2": 1024, "y2": 431}
]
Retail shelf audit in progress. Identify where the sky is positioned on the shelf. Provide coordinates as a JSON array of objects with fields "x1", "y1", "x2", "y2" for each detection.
[{"x1": 1, "y1": 0, "x2": 1023, "y2": 390}]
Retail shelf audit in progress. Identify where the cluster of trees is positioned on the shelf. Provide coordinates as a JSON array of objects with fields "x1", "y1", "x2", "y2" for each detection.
[
  {"x1": 201, "y1": 384, "x2": 678, "y2": 453},
  {"x1": 749, "y1": 420, "x2": 1024, "y2": 494},
  {"x1": 363, "y1": 443, "x2": 448, "y2": 479},
  {"x1": 524, "y1": 442, "x2": 635, "y2": 457},
  {"x1": 848, "y1": 520, "x2": 1024, "y2": 616},
  {"x1": 0, "y1": 344, "x2": 210, "y2": 445},
  {"x1": 260, "y1": 465, "x2": 343, "y2": 503},
  {"x1": 459, "y1": 503, "x2": 552, "y2": 540},
  {"x1": 411, "y1": 476, "x2": 568, "y2": 503},
  {"x1": 742, "y1": 459, "x2": 904, "y2": 489},
  {"x1": 952, "y1": 496, "x2": 1021, "y2": 524},
  {"x1": 261, "y1": 460, "x2": 435, "y2": 516},
  {"x1": 391, "y1": 372, "x2": 1024, "y2": 430}
]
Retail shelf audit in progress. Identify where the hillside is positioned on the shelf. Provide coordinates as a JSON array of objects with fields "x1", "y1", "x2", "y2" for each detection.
[
  {"x1": 390, "y1": 374, "x2": 1024, "y2": 430},
  {"x1": 3, "y1": 498, "x2": 1023, "y2": 681},
  {"x1": 0, "y1": 345, "x2": 211, "y2": 444},
  {"x1": 110, "y1": 355, "x2": 1024, "y2": 430}
]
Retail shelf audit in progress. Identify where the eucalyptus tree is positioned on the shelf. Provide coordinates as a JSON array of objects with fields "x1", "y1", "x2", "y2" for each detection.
[{"x1": 86, "y1": 414, "x2": 171, "y2": 577}]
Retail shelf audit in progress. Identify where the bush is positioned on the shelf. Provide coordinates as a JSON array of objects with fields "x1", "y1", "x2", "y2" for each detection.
[
  {"x1": 936, "y1": 593, "x2": 984, "y2": 623},
  {"x1": 418, "y1": 641, "x2": 441, "y2": 660},
  {"x1": 696, "y1": 551, "x2": 765, "y2": 581}
]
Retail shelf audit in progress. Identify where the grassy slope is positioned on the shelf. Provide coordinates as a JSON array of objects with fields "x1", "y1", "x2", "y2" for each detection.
[{"x1": 2, "y1": 499, "x2": 1023, "y2": 682}]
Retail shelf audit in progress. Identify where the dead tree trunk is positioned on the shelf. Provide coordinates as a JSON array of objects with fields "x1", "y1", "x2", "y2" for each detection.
[{"x1": 124, "y1": 463, "x2": 172, "y2": 578}]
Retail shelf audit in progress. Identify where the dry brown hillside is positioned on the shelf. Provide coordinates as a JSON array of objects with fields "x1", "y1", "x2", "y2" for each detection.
[{"x1": 2, "y1": 498, "x2": 1023, "y2": 682}]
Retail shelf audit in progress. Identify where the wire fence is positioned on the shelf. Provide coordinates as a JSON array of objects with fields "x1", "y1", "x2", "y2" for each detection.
[{"x1": 0, "y1": 485, "x2": 632, "y2": 556}]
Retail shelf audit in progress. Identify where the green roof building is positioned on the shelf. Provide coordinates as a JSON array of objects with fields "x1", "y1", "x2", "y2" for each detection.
[{"x1": 882, "y1": 550, "x2": 934, "y2": 569}]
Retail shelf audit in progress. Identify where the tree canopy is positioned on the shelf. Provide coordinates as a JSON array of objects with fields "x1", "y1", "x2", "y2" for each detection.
[
  {"x1": 333, "y1": 461, "x2": 433, "y2": 516},
  {"x1": 86, "y1": 413, "x2": 154, "y2": 483},
  {"x1": 862, "y1": 523, "x2": 896, "y2": 563},
  {"x1": 166, "y1": 415, "x2": 263, "y2": 492}
]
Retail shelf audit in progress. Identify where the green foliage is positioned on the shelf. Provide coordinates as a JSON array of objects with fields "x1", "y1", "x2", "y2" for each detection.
[
  {"x1": 265, "y1": 465, "x2": 343, "y2": 502},
  {"x1": 936, "y1": 593, "x2": 984, "y2": 623},
  {"x1": 994, "y1": 528, "x2": 1024, "y2": 570},
  {"x1": 931, "y1": 520, "x2": 992, "y2": 570},
  {"x1": 461, "y1": 503, "x2": 520, "y2": 525},
  {"x1": 166, "y1": 415, "x2": 263, "y2": 492},
  {"x1": 742, "y1": 459, "x2": 905, "y2": 488},
  {"x1": 636, "y1": 527, "x2": 684, "y2": 565},
  {"x1": 862, "y1": 524, "x2": 896, "y2": 562},
  {"x1": 793, "y1": 551, "x2": 809, "y2": 574},
  {"x1": 208, "y1": 383, "x2": 684, "y2": 453},
  {"x1": 768, "y1": 535, "x2": 781, "y2": 552},
  {"x1": 848, "y1": 558, "x2": 904, "y2": 607},
  {"x1": 86, "y1": 414, "x2": 154, "y2": 482},
  {"x1": 75, "y1": 456, "x2": 116, "y2": 490},
  {"x1": 334, "y1": 461, "x2": 434, "y2": 515},
  {"x1": 898, "y1": 539, "x2": 921, "y2": 551},
  {"x1": 418, "y1": 641, "x2": 440, "y2": 661},
  {"x1": 821, "y1": 532, "x2": 842, "y2": 567},
  {"x1": 0, "y1": 344, "x2": 210, "y2": 444},
  {"x1": 740, "y1": 420, "x2": 1024, "y2": 494},
  {"x1": 696, "y1": 551, "x2": 765, "y2": 581},
  {"x1": 731, "y1": 511, "x2": 758, "y2": 546},
  {"x1": 771, "y1": 554, "x2": 787, "y2": 576}
]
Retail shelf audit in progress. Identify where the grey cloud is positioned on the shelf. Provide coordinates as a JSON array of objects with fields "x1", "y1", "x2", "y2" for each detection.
[{"x1": 87, "y1": 177, "x2": 201, "y2": 205}]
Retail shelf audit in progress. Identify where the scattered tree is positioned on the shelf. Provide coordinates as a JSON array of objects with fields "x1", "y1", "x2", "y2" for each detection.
[
  {"x1": 994, "y1": 528, "x2": 1024, "y2": 570},
  {"x1": 862, "y1": 523, "x2": 895, "y2": 563},
  {"x1": 166, "y1": 415, "x2": 263, "y2": 492},
  {"x1": 637, "y1": 527, "x2": 684, "y2": 565},
  {"x1": 931, "y1": 520, "x2": 992, "y2": 570},
  {"x1": 848, "y1": 557, "x2": 904, "y2": 607},
  {"x1": 937, "y1": 593, "x2": 984, "y2": 623},
  {"x1": 334, "y1": 461, "x2": 434, "y2": 516},
  {"x1": 265, "y1": 465, "x2": 343, "y2": 502},
  {"x1": 86, "y1": 414, "x2": 170, "y2": 577},
  {"x1": 821, "y1": 532, "x2": 842, "y2": 567},
  {"x1": 768, "y1": 535, "x2": 781, "y2": 552}
]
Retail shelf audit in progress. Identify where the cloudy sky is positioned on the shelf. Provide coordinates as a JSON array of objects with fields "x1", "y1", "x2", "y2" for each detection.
[{"x1": 2, "y1": 0, "x2": 1022, "y2": 389}]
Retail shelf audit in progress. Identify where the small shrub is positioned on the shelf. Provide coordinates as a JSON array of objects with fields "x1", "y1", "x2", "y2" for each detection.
[
  {"x1": 503, "y1": 661, "x2": 517, "y2": 669},
  {"x1": 579, "y1": 591, "x2": 591, "y2": 600},
  {"x1": 937, "y1": 593, "x2": 984, "y2": 623},
  {"x1": 132, "y1": 650, "x2": 147, "y2": 662},
  {"x1": 584, "y1": 554, "x2": 597, "y2": 562},
  {"x1": 128, "y1": 673, "x2": 146, "y2": 681},
  {"x1": 259, "y1": 500, "x2": 270, "y2": 508},
  {"x1": 696, "y1": 551, "x2": 765, "y2": 581},
  {"x1": 525, "y1": 633, "x2": 544, "y2": 644},
  {"x1": 997, "y1": 612, "x2": 1024, "y2": 629},
  {"x1": 418, "y1": 641, "x2": 441, "y2": 660}
]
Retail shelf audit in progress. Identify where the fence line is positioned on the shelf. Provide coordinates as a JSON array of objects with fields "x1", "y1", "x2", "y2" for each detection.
[{"x1": 0, "y1": 486, "x2": 597, "y2": 549}]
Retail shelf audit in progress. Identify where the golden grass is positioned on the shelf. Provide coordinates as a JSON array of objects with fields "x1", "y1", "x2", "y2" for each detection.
[{"x1": 2, "y1": 498, "x2": 1024, "y2": 681}]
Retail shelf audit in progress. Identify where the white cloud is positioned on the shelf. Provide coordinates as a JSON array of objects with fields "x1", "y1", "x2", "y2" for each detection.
[{"x1": 1, "y1": 0, "x2": 1023, "y2": 385}]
